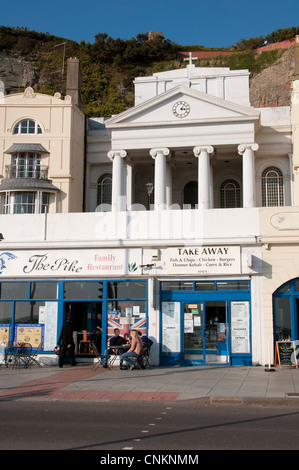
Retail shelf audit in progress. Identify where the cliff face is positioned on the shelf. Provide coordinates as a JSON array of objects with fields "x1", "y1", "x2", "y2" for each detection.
[
  {"x1": 0, "y1": 52, "x2": 39, "y2": 93},
  {"x1": 0, "y1": 47, "x2": 296, "y2": 109},
  {"x1": 249, "y1": 47, "x2": 296, "y2": 107}
]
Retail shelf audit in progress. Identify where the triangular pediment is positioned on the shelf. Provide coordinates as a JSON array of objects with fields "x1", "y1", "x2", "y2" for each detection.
[{"x1": 106, "y1": 85, "x2": 260, "y2": 129}]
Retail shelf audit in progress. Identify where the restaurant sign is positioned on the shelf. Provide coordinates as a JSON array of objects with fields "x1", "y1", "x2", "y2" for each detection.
[
  {"x1": 0, "y1": 249, "x2": 142, "y2": 277},
  {"x1": 165, "y1": 246, "x2": 240, "y2": 275}
]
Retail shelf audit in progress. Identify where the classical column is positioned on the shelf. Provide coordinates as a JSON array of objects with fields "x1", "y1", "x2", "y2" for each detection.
[
  {"x1": 150, "y1": 148, "x2": 170, "y2": 210},
  {"x1": 238, "y1": 143, "x2": 259, "y2": 208},
  {"x1": 166, "y1": 156, "x2": 175, "y2": 207},
  {"x1": 108, "y1": 150, "x2": 127, "y2": 211},
  {"x1": 125, "y1": 159, "x2": 134, "y2": 211},
  {"x1": 193, "y1": 146, "x2": 214, "y2": 209}
]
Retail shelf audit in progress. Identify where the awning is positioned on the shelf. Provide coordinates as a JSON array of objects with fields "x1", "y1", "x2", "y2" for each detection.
[
  {"x1": 4, "y1": 143, "x2": 50, "y2": 154},
  {"x1": 0, "y1": 178, "x2": 59, "y2": 192}
]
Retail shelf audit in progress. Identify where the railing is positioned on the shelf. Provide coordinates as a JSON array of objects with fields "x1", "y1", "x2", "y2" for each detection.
[{"x1": 5, "y1": 164, "x2": 49, "y2": 180}]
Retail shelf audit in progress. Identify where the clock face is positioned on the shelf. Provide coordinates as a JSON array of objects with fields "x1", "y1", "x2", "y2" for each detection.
[{"x1": 172, "y1": 101, "x2": 190, "y2": 118}]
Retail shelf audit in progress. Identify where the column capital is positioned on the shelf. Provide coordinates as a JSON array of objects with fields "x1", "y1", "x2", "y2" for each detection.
[
  {"x1": 193, "y1": 146, "x2": 214, "y2": 157},
  {"x1": 237, "y1": 143, "x2": 259, "y2": 155},
  {"x1": 107, "y1": 149, "x2": 127, "y2": 161},
  {"x1": 149, "y1": 147, "x2": 170, "y2": 159}
]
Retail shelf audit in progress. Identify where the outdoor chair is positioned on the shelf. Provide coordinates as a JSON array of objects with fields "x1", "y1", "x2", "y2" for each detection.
[
  {"x1": 14, "y1": 342, "x2": 32, "y2": 369},
  {"x1": 130, "y1": 344, "x2": 151, "y2": 370},
  {"x1": 26, "y1": 342, "x2": 43, "y2": 368},
  {"x1": 91, "y1": 341, "x2": 106, "y2": 369},
  {"x1": 4, "y1": 342, "x2": 16, "y2": 367}
]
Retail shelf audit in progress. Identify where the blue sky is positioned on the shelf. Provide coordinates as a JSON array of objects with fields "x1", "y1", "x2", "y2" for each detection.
[{"x1": 1, "y1": 0, "x2": 298, "y2": 48}]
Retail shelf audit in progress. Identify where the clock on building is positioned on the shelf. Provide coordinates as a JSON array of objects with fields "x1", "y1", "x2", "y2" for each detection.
[{"x1": 172, "y1": 101, "x2": 190, "y2": 118}]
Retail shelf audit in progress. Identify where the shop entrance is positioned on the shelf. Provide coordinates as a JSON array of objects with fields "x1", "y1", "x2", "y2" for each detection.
[
  {"x1": 183, "y1": 301, "x2": 228, "y2": 364},
  {"x1": 161, "y1": 279, "x2": 252, "y2": 366},
  {"x1": 63, "y1": 301, "x2": 102, "y2": 355}
]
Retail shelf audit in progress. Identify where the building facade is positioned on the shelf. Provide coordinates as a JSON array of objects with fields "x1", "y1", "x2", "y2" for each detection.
[
  {"x1": 0, "y1": 47, "x2": 298, "y2": 367},
  {"x1": 0, "y1": 58, "x2": 85, "y2": 215}
]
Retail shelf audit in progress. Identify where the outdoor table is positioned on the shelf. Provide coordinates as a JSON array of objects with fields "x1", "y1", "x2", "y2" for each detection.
[
  {"x1": 106, "y1": 344, "x2": 129, "y2": 369},
  {"x1": 3, "y1": 342, "x2": 33, "y2": 368}
]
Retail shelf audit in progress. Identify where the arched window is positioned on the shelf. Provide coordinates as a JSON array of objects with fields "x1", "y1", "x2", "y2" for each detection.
[
  {"x1": 220, "y1": 179, "x2": 241, "y2": 208},
  {"x1": 97, "y1": 173, "x2": 112, "y2": 207},
  {"x1": 262, "y1": 167, "x2": 284, "y2": 207},
  {"x1": 273, "y1": 279, "x2": 299, "y2": 343},
  {"x1": 13, "y1": 119, "x2": 42, "y2": 135}
]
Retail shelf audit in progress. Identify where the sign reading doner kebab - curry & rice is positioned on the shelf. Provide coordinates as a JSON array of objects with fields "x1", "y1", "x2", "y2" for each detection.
[{"x1": 165, "y1": 246, "x2": 240, "y2": 275}]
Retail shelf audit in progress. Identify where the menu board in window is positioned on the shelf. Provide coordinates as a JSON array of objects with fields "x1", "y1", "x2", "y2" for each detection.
[
  {"x1": 231, "y1": 301, "x2": 250, "y2": 354},
  {"x1": 39, "y1": 302, "x2": 58, "y2": 351},
  {"x1": 162, "y1": 301, "x2": 180, "y2": 353}
]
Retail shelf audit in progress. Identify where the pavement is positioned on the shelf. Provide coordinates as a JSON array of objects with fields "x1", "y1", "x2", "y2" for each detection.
[{"x1": 2, "y1": 362, "x2": 299, "y2": 405}]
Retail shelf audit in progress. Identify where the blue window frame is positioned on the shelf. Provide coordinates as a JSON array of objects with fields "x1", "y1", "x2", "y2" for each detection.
[
  {"x1": 273, "y1": 278, "x2": 299, "y2": 343},
  {"x1": 160, "y1": 280, "x2": 251, "y2": 366},
  {"x1": 0, "y1": 279, "x2": 148, "y2": 355}
]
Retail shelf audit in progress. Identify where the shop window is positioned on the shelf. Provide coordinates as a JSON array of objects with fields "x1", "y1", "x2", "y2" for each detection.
[
  {"x1": 0, "y1": 282, "x2": 29, "y2": 299},
  {"x1": 64, "y1": 281, "x2": 103, "y2": 299},
  {"x1": 276, "y1": 283, "x2": 291, "y2": 294},
  {"x1": 274, "y1": 297, "x2": 292, "y2": 341},
  {"x1": 14, "y1": 301, "x2": 41, "y2": 323},
  {"x1": 107, "y1": 300, "x2": 147, "y2": 341},
  {"x1": 216, "y1": 281, "x2": 250, "y2": 291},
  {"x1": 0, "y1": 301, "x2": 13, "y2": 323},
  {"x1": 161, "y1": 281, "x2": 194, "y2": 291},
  {"x1": 195, "y1": 282, "x2": 215, "y2": 291},
  {"x1": 30, "y1": 282, "x2": 58, "y2": 299},
  {"x1": 107, "y1": 281, "x2": 146, "y2": 299},
  {"x1": 295, "y1": 280, "x2": 299, "y2": 293}
]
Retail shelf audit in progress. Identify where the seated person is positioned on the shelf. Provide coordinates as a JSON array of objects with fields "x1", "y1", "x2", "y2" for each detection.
[
  {"x1": 102, "y1": 328, "x2": 127, "y2": 368},
  {"x1": 138, "y1": 330, "x2": 153, "y2": 348},
  {"x1": 120, "y1": 329, "x2": 143, "y2": 370}
]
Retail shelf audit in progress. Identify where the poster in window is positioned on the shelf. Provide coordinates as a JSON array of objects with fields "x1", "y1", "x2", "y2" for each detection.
[
  {"x1": 15, "y1": 324, "x2": 43, "y2": 349},
  {"x1": 162, "y1": 301, "x2": 180, "y2": 353},
  {"x1": 231, "y1": 301, "x2": 250, "y2": 354}
]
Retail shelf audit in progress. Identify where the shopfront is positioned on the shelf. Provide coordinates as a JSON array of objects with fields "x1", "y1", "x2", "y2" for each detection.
[
  {"x1": 0, "y1": 278, "x2": 148, "y2": 358},
  {"x1": 273, "y1": 278, "x2": 299, "y2": 343},
  {"x1": 160, "y1": 280, "x2": 252, "y2": 366}
]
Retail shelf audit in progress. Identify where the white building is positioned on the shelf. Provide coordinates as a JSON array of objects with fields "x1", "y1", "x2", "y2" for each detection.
[{"x1": 0, "y1": 58, "x2": 295, "y2": 367}]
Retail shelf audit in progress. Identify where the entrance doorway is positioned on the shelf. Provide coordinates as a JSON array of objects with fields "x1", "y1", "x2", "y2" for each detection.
[
  {"x1": 184, "y1": 181, "x2": 197, "y2": 208},
  {"x1": 183, "y1": 301, "x2": 228, "y2": 364},
  {"x1": 64, "y1": 301, "x2": 102, "y2": 355}
]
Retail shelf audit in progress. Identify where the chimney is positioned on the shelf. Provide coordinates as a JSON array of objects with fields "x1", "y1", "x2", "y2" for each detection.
[
  {"x1": 66, "y1": 57, "x2": 82, "y2": 109},
  {"x1": 295, "y1": 36, "x2": 299, "y2": 81}
]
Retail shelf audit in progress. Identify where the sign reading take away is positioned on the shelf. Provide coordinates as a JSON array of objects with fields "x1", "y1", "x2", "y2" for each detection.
[{"x1": 165, "y1": 246, "x2": 240, "y2": 275}]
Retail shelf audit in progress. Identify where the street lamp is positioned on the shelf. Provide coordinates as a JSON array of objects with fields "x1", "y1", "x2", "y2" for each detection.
[{"x1": 145, "y1": 181, "x2": 154, "y2": 210}]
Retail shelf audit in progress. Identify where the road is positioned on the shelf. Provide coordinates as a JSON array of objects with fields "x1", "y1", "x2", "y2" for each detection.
[{"x1": 1, "y1": 400, "x2": 299, "y2": 451}]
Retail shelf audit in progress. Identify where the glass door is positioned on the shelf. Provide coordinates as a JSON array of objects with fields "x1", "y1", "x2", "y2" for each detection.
[
  {"x1": 205, "y1": 301, "x2": 229, "y2": 364},
  {"x1": 183, "y1": 301, "x2": 229, "y2": 364},
  {"x1": 183, "y1": 303, "x2": 204, "y2": 363}
]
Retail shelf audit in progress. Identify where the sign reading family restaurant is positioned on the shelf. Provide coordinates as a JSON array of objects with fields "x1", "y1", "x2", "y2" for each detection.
[
  {"x1": 165, "y1": 246, "x2": 240, "y2": 275},
  {"x1": 0, "y1": 249, "x2": 141, "y2": 277}
]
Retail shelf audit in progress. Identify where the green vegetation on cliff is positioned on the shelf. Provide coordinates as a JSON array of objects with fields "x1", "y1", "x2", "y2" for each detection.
[{"x1": 0, "y1": 25, "x2": 297, "y2": 117}]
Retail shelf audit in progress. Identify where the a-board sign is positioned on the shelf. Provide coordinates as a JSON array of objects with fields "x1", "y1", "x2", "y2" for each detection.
[{"x1": 275, "y1": 341, "x2": 298, "y2": 369}]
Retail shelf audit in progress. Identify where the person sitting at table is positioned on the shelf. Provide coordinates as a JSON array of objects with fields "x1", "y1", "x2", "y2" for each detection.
[
  {"x1": 102, "y1": 328, "x2": 127, "y2": 368},
  {"x1": 137, "y1": 330, "x2": 153, "y2": 348},
  {"x1": 120, "y1": 329, "x2": 143, "y2": 370}
]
